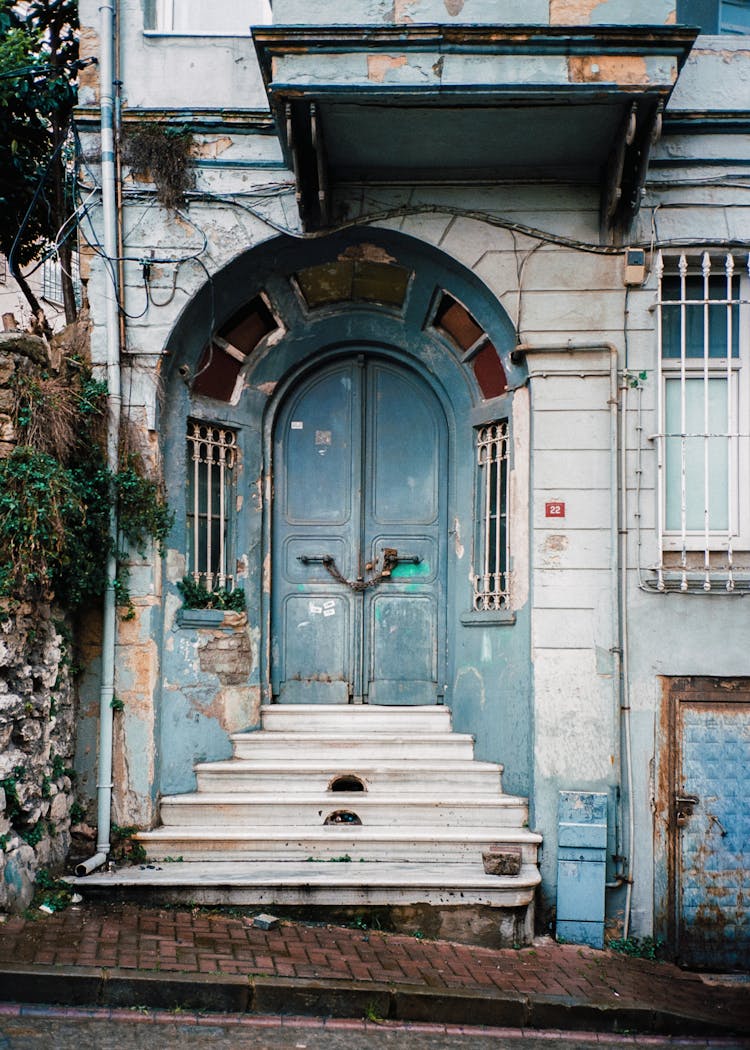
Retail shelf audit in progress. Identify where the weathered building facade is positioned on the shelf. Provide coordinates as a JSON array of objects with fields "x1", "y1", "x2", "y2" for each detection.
[{"x1": 73, "y1": 0, "x2": 749, "y2": 967}]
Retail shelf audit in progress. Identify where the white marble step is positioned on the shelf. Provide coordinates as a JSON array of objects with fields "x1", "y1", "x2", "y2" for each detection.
[
  {"x1": 158, "y1": 792, "x2": 528, "y2": 828},
  {"x1": 260, "y1": 704, "x2": 453, "y2": 733},
  {"x1": 136, "y1": 826, "x2": 542, "y2": 864},
  {"x1": 75, "y1": 860, "x2": 541, "y2": 909},
  {"x1": 194, "y1": 759, "x2": 504, "y2": 795},
  {"x1": 230, "y1": 731, "x2": 476, "y2": 762}
]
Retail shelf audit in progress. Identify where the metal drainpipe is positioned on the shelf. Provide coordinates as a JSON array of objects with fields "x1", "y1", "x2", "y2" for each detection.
[
  {"x1": 510, "y1": 340, "x2": 634, "y2": 936},
  {"x1": 77, "y1": 0, "x2": 121, "y2": 878}
]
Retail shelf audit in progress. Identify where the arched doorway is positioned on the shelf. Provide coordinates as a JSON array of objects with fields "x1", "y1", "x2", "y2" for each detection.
[
  {"x1": 271, "y1": 353, "x2": 448, "y2": 704},
  {"x1": 159, "y1": 228, "x2": 530, "y2": 797}
]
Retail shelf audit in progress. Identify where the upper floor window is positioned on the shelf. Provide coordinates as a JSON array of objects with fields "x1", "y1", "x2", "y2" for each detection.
[
  {"x1": 655, "y1": 251, "x2": 749, "y2": 592},
  {"x1": 676, "y1": 0, "x2": 750, "y2": 34},
  {"x1": 149, "y1": 0, "x2": 272, "y2": 34}
]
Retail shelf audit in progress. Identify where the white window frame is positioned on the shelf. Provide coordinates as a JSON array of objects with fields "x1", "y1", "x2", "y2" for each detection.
[
  {"x1": 152, "y1": 0, "x2": 272, "y2": 34},
  {"x1": 186, "y1": 420, "x2": 237, "y2": 591},
  {"x1": 656, "y1": 250, "x2": 750, "y2": 591}
]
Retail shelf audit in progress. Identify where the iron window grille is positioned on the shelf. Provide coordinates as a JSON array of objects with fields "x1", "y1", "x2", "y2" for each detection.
[
  {"x1": 473, "y1": 421, "x2": 510, "y2": 611},
  {"x1": 41, "y1": 253, "x2": 81, "y2": 307},
  {"x1": 655, "y1": 250, "x2": 750, "y2": 592},
  {"x1": 186, "y1": 421, "x2": 237, "y2": 591}
]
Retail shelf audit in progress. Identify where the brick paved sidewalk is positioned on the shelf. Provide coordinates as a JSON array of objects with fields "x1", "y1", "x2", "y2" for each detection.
[{"x1": 0, "y1": 904, "x2": 747, "y2": 1036}]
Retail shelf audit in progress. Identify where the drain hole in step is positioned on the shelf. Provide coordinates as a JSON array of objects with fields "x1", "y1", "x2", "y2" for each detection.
[
  {"x1": 324, "y1": 810, "x2": 362, "y2": 825},
  {"x1": 329, "y1": 774, "x2": 365, "y2": 792}
]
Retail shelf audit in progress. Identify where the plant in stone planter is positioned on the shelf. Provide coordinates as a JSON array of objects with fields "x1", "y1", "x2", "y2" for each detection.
[{"x1": 177, "y1": 575, "x2": 245, "y2": 612}]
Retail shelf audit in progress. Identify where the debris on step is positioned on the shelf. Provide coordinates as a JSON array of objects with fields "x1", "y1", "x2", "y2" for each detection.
[
  {"x1": 482, "y1": 845, "x2": 522, "y2": 876},
  {"x1": 251, "y1": 913, "x2": 280, "y2": 930}
]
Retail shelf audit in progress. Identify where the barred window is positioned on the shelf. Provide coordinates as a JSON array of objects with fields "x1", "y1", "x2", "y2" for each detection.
[
  {"x1": 41, "y1": 253, "x2": 81, "y2": 307},
  {"x1": 186, "y1": 421, "x2": 237, "y2": 590},
  {"x1": 473, "y1": 421, "x2": 510, "y2": 611},
  {"x1": 655, "y1": 251, "x2": 749, "y2": 592}
]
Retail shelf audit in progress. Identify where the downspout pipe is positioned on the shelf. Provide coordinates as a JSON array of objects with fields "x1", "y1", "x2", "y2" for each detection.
[
  {"x1": 510, "y1": 340, "x2": 634, "y2": 936},
  {"x1": 78, "y1": 0, "x2": 121, "y2": 878}
]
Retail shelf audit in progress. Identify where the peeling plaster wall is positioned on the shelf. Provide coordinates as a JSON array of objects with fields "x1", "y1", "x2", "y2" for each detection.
[
  {"x1": 273, "y1": 0, "x2": 675, "y2": 25},
  {"x1": 74, "y1": 3, "x2": 750, "y2": 941}
]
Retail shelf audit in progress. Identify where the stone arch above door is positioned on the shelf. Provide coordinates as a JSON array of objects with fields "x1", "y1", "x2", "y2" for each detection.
[{"x1": 161, "y1": 227, "x2": 529, "y2": 719}]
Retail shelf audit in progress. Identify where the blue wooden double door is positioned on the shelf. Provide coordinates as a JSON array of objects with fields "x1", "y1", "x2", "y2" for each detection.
[{"x1": 271, "y1": 355, "x2": 447, "y2": 704}]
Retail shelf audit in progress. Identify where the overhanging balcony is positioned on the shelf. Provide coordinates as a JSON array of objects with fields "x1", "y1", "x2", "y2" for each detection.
[{"x1": 253, "y1": 24, "x2": 697, "y2": 237}]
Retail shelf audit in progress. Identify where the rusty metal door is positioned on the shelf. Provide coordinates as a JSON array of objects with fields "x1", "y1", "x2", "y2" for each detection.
[
  {"x1": 271, "y1": 355, "x2": 447, "y2": 704},
  {"x1": 671, "y1": 679, "x2": 750, "y2": 969}
]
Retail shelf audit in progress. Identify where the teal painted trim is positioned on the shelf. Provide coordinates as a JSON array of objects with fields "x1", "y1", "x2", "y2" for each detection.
[
  {"x1": 254, "y1": 23, "x2": 698, "y2": 63},
  {"x1": 461, "y1": 610, "x2": 516, "y2": 626},
  {"x1": 74, "y1": 106, "x2": 275, "y2": 133},
  {"x1": 650, "y1": 157, "x2": 750, "y2": 167},
  {"x1": 265, "y1": 82, "x2": 675, "y2": 101},
  {"x1": 193, "y1": 159, "x2": 286, "y2": 169},
  {"x1": 664, "y1": 110, "x2": 750, "y2": 134}
]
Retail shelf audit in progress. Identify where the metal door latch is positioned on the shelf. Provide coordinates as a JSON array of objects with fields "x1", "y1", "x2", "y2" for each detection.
[{"x1": 674, "y1": 794, "x2": 699, "y2": 826}]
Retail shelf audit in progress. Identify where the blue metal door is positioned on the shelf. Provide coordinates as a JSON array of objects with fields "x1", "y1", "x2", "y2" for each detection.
[
  {"x1": 676, "y1": 690, "x2": 750, "y2": 969},
  {"x1": 271, "y1": 355, "x2": 446, "y2": 704}
]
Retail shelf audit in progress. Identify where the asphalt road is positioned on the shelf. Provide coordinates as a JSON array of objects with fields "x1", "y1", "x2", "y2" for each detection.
[{"x1": 0, "y1": 1012, "x2": 748, "y2": 1050}]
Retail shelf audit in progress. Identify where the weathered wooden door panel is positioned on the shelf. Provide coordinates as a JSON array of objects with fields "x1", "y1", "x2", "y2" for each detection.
[
  {"x1": 363, "y1": 361, "x2": 446, "y2": 704},
  {"x1": 272, "y1": 363, "x2": 361, "y2": 703},
  {"x1": 272, "y1": 356, "x2": 446, "y2": 704},
  {"x1": 670, "y1": 681, "x2": 750, "y2": 970}
]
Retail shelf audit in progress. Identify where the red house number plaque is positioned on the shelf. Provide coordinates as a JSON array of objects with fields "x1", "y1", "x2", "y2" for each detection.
[{"x1": 545, "y1": 501, "x2": 565, "y2": 518}]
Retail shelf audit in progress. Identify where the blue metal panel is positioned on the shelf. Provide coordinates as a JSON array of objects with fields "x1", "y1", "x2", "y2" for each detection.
[
  {"x1": 679, "y1": 703, "x2": 750, "y2": 969},
  {"x1": 557, "y1": 859, "x2": 607, "y2": 922},
  {"x1": 557, "y1": 791, "x2": 607, "y2": 949}
]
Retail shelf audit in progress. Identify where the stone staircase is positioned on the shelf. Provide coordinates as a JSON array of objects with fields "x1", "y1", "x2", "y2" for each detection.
[{"x1": 76, "y1": 705, "x2": 541, "y2": 944}]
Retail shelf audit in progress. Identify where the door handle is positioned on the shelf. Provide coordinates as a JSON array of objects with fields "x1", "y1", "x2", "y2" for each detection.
[
  {"x1": 297, "y1": 555, "x2": 334, "y2": 566},
  {"x1": 369, "y1": 549, "x2": 421, "y2": 575}
]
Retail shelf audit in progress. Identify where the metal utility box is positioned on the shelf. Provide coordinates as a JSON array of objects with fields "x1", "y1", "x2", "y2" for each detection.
[{"x1": 556, "y1": 791, "x2": 608, "y2": 948}]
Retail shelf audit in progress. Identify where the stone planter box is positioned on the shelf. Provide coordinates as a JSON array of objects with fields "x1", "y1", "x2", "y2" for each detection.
[{"x1": 176, "y1": 608, "x2": 226, "y2": 629}]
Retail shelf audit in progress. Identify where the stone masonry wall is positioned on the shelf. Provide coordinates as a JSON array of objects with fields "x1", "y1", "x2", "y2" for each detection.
[{"x1": 0, "y1": 331, "x2": 80, "y2": 912}]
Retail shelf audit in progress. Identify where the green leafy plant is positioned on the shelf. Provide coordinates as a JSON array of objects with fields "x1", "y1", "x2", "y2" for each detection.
[
  {"x1": 177, "y1": 575, "x2": 245, "y2": 612},
  {"x1": 2, "y1": 360, "x2": 173, "y2": 616},
  {"x1": 0, "y1": 766, "x2": 26, "y2": 824},
  {"x1": 608, "y1": 935, "x2": 662, "y2": 961},
  {"x1": 20, "y1": 821, "x2": 45, "y2": 846},
  {"x1": 69, "y1": 801, "x2": 85, "y2": 824},
  {"x1": 110, "y1": 823, "x2": 147, "y2": 864},
  {"x1": 32, "y1": 867, "x2": 73, "y2": 913}
]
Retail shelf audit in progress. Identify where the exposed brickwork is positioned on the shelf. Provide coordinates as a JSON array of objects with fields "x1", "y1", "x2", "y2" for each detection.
[{"x1": 198, "y1": 629, "x2": 253, "y2": 685}]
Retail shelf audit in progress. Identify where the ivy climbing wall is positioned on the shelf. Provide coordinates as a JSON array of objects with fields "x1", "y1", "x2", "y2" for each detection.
[{"x1": 0, "y1": 332, "x2": 81, "y2": 912}]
